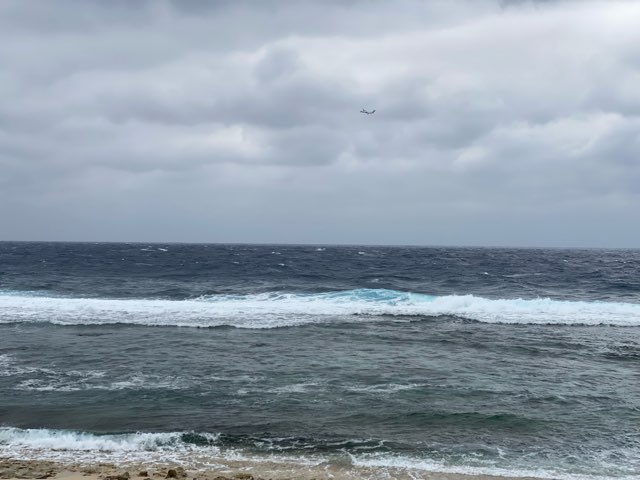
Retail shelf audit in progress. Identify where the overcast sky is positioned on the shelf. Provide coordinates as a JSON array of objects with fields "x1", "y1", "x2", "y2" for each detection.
[{"x1": 1, "y1": 0, "x2": 639, "y2": 247}]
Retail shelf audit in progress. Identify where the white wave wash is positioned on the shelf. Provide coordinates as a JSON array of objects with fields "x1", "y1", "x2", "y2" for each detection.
[
  {"x1": 0, "y1": 428, "x2": 222, "y2": 466},
  {"x1": 0, "y1": 428, "x2": 317, "y2": 470},
  {"x1": 1, "y1": 428, "x2": 637, "y2": 480},
  {"x1": 0, "y1": 289, "x2": 639, "y2": 328},
  {"x1": 351, "y1": 452, "x2": 640, "y2": 480}
]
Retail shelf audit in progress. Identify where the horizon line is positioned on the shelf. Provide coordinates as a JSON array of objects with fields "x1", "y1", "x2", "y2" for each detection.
[{"x1": 0, "y1": 239, "x2": 638, "y2": 251}]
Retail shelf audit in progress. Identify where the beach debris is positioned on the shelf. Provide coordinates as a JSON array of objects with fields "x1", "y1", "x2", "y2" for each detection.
[
  {"x1": 104, "y1": 472, "x2": 130, "y2": 480},
  {"x1": 165, "y1": 468, "x2": 186, "y2": 479}
]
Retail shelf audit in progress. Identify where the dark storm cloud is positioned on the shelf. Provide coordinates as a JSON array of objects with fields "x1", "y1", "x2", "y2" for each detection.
[{"x1": 1, "y1": 0, "x2": 639, "y2": 246}]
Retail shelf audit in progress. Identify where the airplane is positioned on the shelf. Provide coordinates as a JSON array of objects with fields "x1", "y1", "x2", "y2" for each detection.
[{"x1": 360, "y1": 109, "x2": 376, "y2": 115}]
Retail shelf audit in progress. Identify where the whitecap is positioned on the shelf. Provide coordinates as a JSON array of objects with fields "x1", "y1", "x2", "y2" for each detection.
[
  {"x1": 1, "y1": 289, "x2": 639, "y2": 328},
  {"x1": 346, "y1": 383, "x2": 421, "y2": 394}
]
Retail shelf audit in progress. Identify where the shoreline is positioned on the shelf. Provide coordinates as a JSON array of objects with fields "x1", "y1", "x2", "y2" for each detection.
[{"x1": 0, "y1": 458, "x2": 545, "y2": 480}]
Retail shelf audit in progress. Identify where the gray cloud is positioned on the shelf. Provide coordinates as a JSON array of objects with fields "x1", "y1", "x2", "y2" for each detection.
[{"x1": 1, "y1": 0, "x2": 639, "y2": 246}]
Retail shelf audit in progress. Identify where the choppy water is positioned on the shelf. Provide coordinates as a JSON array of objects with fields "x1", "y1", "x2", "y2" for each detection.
[{"x1": 1, "y1": 242, "x2": 639, "y2": 479}]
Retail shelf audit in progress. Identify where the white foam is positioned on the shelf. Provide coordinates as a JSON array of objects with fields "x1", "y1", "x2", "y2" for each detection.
[
  {"x1": 0, "y1": 289, "x2": 639, "y2": 328},
  {"x1": 1, "y1": 355, "x2": 188, "y2": 392},
  {"x1": 0, "y1": 428, "x2": 177, "y2": 451},
  {"x1": 0, "y1": 354, "x2": 57, "y2": 377},
  {"x1": 350, "y1": 452, "x2": 640, "y2": 480},
  {"x1": 0, "y1": 428, "x2": 321, "y2": 469},
  {"x1": 105, "y1": 374, "x2": 191, "y2": 391},
  {"x1": 266, "y1": 383, "x2": 319, "y2": 394},
  {"x1": 0, "y1": 428, "x2": 220, "y2": 466},
  {"x1": 13, "y1": 372, "x2": 190, "y2": 392},
  {"x1": 346, "y1": 383, "x2": 421, "y2": 394},
  {"x1": 1, "y1": 428, "x2": 635, "y2": 480}
]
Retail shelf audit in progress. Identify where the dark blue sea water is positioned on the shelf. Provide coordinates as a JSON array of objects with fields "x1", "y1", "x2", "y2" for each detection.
[{"x1": 1, "y1": 242, "x2": 639, "y2": 479}]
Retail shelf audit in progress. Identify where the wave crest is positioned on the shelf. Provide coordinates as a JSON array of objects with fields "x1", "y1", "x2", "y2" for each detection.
[{"x1": 0, "y1": 289, "x2": 639, "y2": 328}]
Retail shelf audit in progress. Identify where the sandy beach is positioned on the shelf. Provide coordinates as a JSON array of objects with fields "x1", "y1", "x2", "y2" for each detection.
[{"x1": 0, "y1": 458, "x2": 545, "y2": 480}]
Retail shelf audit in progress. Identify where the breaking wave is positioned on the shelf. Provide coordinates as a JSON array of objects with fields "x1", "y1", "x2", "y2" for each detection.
[
  {"x1": 0, "y1": 428, "x2": 222, "y2": 465},
  {"x1": 0, "y1": 289, "x2": 639, "y2": 328},
  {"x1": 1, "y1": 428, "x2": 637, "y2": 480}
]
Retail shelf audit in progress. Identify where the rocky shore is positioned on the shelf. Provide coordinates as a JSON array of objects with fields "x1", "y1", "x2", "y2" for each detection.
[{"x1": 0, "y1": 458, "x2": 544, "y2": 480}]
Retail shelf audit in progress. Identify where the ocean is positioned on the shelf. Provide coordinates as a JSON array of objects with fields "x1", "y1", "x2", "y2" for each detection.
[{"x1": 0, "y1": 242, "x2": 639, "y2": 479}]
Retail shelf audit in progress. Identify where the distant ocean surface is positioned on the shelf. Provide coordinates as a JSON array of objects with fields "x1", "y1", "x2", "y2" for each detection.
[{"x1": 1, "y1": 242, "x2": 639, "y2": 479}]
